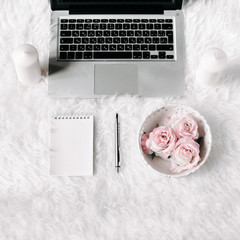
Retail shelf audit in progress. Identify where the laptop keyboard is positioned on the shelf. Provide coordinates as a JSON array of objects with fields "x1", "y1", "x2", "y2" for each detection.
[{"x1": 58, "y1": 18, "x2": 175, "y2": 61}]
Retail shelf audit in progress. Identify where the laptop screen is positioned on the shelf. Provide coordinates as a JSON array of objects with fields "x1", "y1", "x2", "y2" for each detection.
[
  {"x1": 50, "y1": 0, "x2": 182, "y2": 12},
  {"x1": 58, "y1": 0, "x2": 173, "y2": 4}
]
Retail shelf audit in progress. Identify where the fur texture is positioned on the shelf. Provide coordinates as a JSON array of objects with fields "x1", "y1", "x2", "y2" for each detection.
[{"x1": 0, "y1": 0, "x2": 240, "y2": 239}]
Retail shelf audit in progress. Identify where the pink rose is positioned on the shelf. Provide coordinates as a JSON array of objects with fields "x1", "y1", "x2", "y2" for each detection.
[
  {"x1": 165, "y1": 114, "x2": 199, "y2": 140},
  {"x1": 170, "y1": 137, "x2": 201, "y2": 173},
  {"x1": 141, "y1": 133, "x2": 153, "y2": 154},
  {"x1": 146, "y1": 126, "x2": 177, "y2": 159}
]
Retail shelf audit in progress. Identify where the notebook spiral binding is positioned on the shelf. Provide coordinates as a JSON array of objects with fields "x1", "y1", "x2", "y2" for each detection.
[{"x1": 54, "y1": 116, "x2": 90, "y2": 120}]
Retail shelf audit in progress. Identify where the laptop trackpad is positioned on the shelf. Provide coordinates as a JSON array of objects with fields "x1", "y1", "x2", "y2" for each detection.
[{"x1": 94, "y1": 64, "x2": 138, "y2": 95}]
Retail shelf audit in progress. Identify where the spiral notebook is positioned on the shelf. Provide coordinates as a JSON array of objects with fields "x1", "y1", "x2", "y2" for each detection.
[{"x1": 50, "y1": 115, "x2": 94, "y2": 176}]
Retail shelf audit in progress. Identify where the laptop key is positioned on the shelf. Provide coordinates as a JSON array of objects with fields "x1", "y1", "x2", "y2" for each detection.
[
  {"x1": 101, "y1": 19, "x2": 108, "y2": 23},
  {"x1": 145, "y1": 38, "x2": 151, "y2": 44},
  {"x1": 69, "y1": 19, "x2": 76, "y2": 23},
  {"x1": 85, "y1": 19, "x2": 92, "y2": 23},
  {"x1": 69, "y1": 24, "x2": 75, "y2": 30},
  {"x1": 84, "y1": 52, "x2": 93, "y2": 59},
  {"x1": 102, "y1": 45, "x2": 109, "y2": 51},
  {"x1": 154, "y1": 24, "x2": 161, "y2": 29},
  {"x1": 151, "y1": 55, "x2": 158, "y2": 59},
  {"x1": 137, "y1": 38, "x2": 144, "y2": 44},
  {"x1": 119, "y1": 31, "x2": 126, "y2": 36},
  {"x1": 129, "y1": 38, "x2": 136, "y2": 44},
  {"x1": 115, "y1": 24, "x2": 122, "y2": 30},
  {"x1": 153, "y1": 38, "x2": 159, "y2": 43},
  {"x1": 98, "y1": 38, "x2": 104, "y2": 44},
  {"x1": 93, "y1": 19, "x2": 100, "y2": 23},
  {"x1": 149, "y1": 45, "x2": 155, "y2": 50},
  {"x1": 166, "y1": 31, "x2": 173, "y2": 36},
  {"x1": 133, "y1": 52, "x2": 142, "y2": 59},
  {"x1": 76, "y1": 24, "x2": 83, "y2": 30},
  {"x1": 68, "y1": 52, "x2": 75, "y2": 59},
  {"x1": 157, "y1": 45, "x2": 174, "y2": 51},
  {"x1": 96, "y1": 31, "x2": 103, "y2": 36},
  {"x1": 92, "y1": 24, "x2": 99, "y2": 30},
  {"x1": 61, "y1": 19, "x2": 68, "y2": 23},
  {"x1": 141, "y1": 45, "x2": 148, "y2": 51},
  {"x1": 133, "y1": 45, "x2": 140, "y2": 50},
  {"x1": 108, "y1": 24, "x2": 114, "y2": 30},
  {"x1": 90, "y1": 38, "x2": 97, "y2": 44},
  {"x1": 127, "y1": 31, "x2": 134, "y2": 37},
  {"x1": 82, "y1": 38, "x2": 89, "y2": 44},
  {"x1": 60, "y1": 31, "x2": 71, "y2": 37},
  {"x1": 131, "y1": 24, "x2": 138, "y2": 29},
  {"x1": 143, "y1": 31, "x2": 150, "y2": 36},
  {"x1": 133, "y1": 19, "x2": 140, "y2": 23},
  {"x1": 80, "y1": 31, "x2": 87, "y2": 37},
  {"x1": 117, "y1": 45, "x2": 124, "y2": 51},
  {"x1": 167, "y1": 55, "x2": 174, "y2": 59},
  {"x1": 60, "y1": 38, "x2": 73, "y2": 44},
  {"x1": 109, "y1": 19, "x2": 117, "y2": 23},
  {"x1": 88, "y1": 31, "x2": 95, "y2": 37},
  {"x1": 123, "y1": 24, "x2": 130, "y2": 29},
  {"x1": 135, "y1": 31, "x2": 142, "y2": 37},
  {"x1": 111, "y1": 31, "x2": 118, "y2": 37},
  {"x1": 125, "y1": 45, "x2": 132, "y2": 51},
  {"x1": 146, "y1": 24, "x2": 153, "y2": 29},
  {"x1": 106, "y1": 38, "x2": 113, "y2": 44},
  {"x1": 113, "y1": 38, "x2": 120, "y2": 44},
  {"x1": 70, "y1": 45, "x2": 77, "y2": 51},
  {"x1": 160, "y1": 38, "x2": 167, "y2": 43},
  {"x1": 168, "y1": 36, "x2": 173, "y2": 43},
  {"x1": 151, "y1": 31, "x2": 157, "y2": 36},
  {"x1": 159, "y1": 52, "x2": 166, "y2": 59},
  {"x1": 162, "y1": 24, "x2": 173, "y2": 30},
  {"x1": 143, "y1": 52, "x2": 150, "y2": 59},
  {"x1": 84, "y1": 24, "x2": 91, "y2": 30},
  {"x1": 139, "y1": 24, "x2": 145, "y2": 29},
  {"x1": 117, "y1": 19, "x2": 124, "y2": 23},
  {"x1": 110, "y1": 45, "x2": 117, "y2": 51},
  {"x1": 100, "y1": 24, "x2": 107, "y2": 30},
  {"x1": 72, "y1": 31, "x2": 79, "y2": 37},
  {"x1": 94, "y1": 45, "x2": 101, "y2": 51},
  {"x1": 60, "y1": 24, "x2": 67, "y2": 30},
  {"x1": 165, "y1": 19, "x2": 173, "y2": 23},
  {"x1": 86, "y1": 45, "x2": 93, "y2": 51},
  {"x1": 158, "y1": 31, "x2": 165, "y2": 36},
  {"x1": 77, "y1": 19, "x2": 84, "y2": 23},
  {"x1": 78, "y1": 45, "x2": 85, "y2": 51},
  {"x1": 121, "y1": 38, "x2": 128, "y2": 44},
  {"x1": 60, "y1": 45, "x2": 69, "y2": 51},
  {"x1": 104, "y1": 31, "x2": 111, "y2": 37},
  {"x1": 94, "y1": 52, "x2": 132, "y2": 59}
]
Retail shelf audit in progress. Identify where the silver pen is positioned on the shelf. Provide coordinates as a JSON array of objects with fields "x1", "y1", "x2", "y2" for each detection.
[{"x1": 115, "y1": 113, "x2": 120, "y2": 173}]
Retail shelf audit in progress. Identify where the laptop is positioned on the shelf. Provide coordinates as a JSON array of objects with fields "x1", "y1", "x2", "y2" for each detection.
[{"x1": 48, "y1": 0, "x2": 185, "y2": 98}]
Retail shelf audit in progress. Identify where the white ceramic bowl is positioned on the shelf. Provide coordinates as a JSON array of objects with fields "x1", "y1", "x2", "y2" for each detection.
[{"x1": 138, "y1": 104, "x2": 212, "y2": 177}]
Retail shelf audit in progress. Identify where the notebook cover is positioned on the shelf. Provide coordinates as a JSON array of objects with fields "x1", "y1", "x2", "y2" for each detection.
[{"x1": 50, "y1": 116, "x2": 93, "y2": 176}]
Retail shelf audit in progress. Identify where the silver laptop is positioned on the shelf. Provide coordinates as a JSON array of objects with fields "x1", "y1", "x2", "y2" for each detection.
[{"x1": 48, "y1": 0, "x2": 185, "y2": 98}]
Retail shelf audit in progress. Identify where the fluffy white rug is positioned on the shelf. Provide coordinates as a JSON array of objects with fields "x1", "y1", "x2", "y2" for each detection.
[{"x1": 1, "y1": 0, "x2": 240, "y2": 239}]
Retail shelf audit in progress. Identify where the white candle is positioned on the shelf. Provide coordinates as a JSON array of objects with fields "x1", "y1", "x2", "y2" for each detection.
[
  {"x1": 196, "y1": 48, "x2": 228, "y2": 86},
  {"x1": 12, "y1": 44, "x2": 41, "y2": 87}
]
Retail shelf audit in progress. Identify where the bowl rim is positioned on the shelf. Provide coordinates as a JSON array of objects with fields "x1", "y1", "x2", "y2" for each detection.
[{"x1": 138, "y1": 103, "x2": 212, "y2": 178}]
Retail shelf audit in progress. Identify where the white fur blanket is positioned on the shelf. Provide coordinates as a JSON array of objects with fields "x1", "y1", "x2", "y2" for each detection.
[{"x1": 1, "y1": 0, "x2": 240, "y2": 239}]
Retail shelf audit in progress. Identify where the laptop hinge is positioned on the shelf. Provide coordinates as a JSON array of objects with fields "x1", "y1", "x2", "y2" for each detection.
[{"x1": 69, "y1": 5, "x2": 164, "y2": 15}]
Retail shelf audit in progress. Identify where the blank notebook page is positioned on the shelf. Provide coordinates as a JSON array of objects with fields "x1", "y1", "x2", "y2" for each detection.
[{"x1": 51, "y1": 116, "x2": 93, "y2": 176}]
